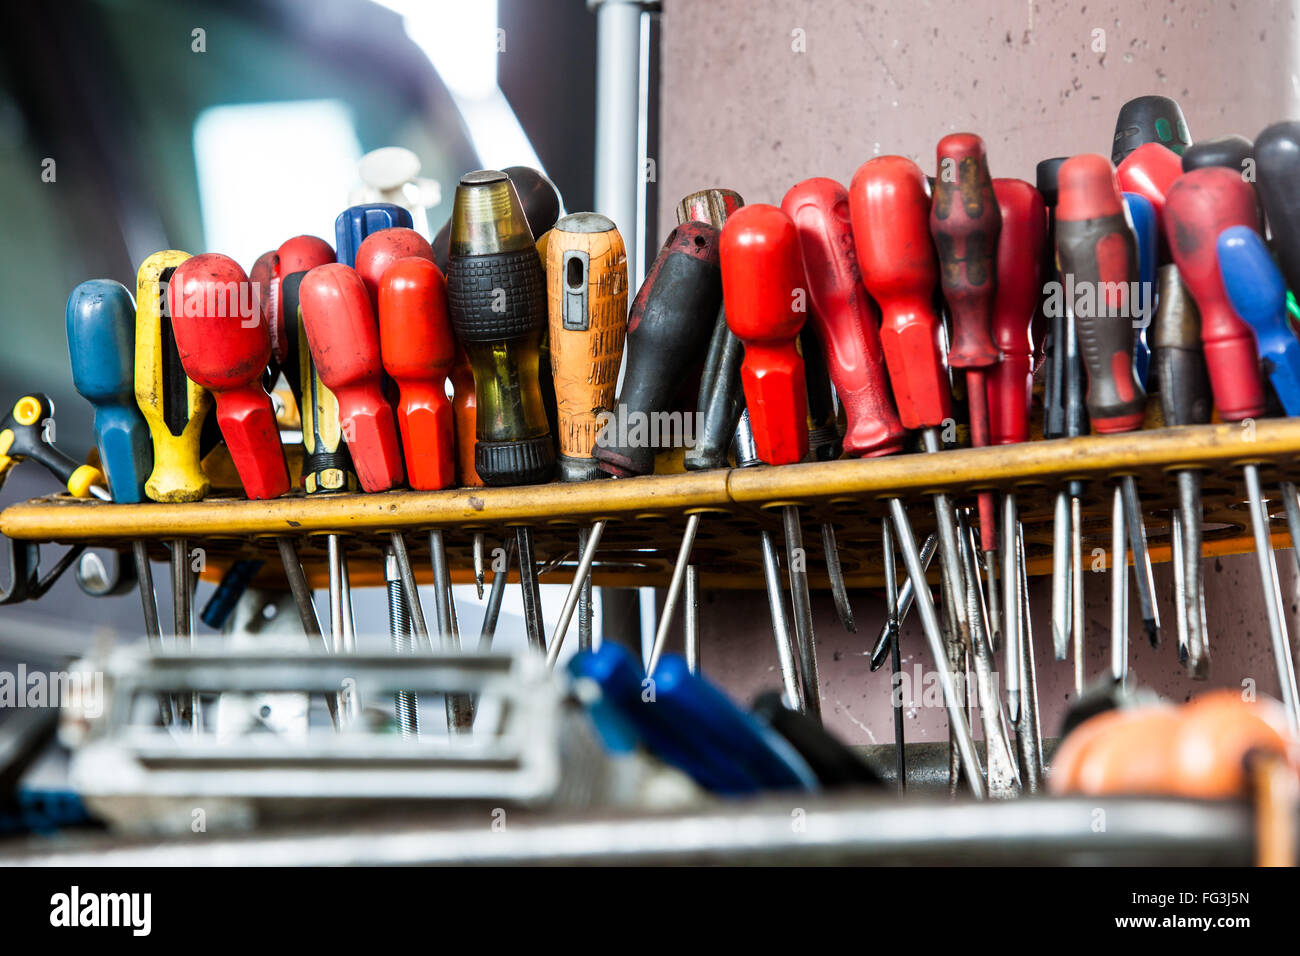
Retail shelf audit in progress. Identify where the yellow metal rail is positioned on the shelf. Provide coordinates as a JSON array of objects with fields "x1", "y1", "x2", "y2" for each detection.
[{"x1": 3, "y1": 420, "x2": 1299, "y2": 591}]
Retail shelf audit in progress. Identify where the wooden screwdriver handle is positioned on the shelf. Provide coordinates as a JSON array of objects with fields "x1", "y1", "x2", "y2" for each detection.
[{"x1": 546, "y1": 213, "x2": 629, "y2": 481}]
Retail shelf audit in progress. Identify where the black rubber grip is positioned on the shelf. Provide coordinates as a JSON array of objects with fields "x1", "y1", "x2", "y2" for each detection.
[
  {"x1": 1182, "y1": 135, "x2": 1253, "y2": 173},
  {"x1": 684, "y1": 308, "x2": 745, "y2": 470},
  {"x1": 1112, "y1": 94, "x2": 1191, "y2": 166},
  {"x1": 594, "y1": 222, "x2": 722, "y2": 477},
  {"x1": 1056, "y1": 211, "x2": 1146, "y2": 431},
  {"x1": 1152, "y1": 266, "x2": 1212, "y2": 427},
  {"x1": 477, "y1": 435, "x2": 554, "y2": 486},
  {"x1": 1255, "y1": 122, "x2": 1300, "y2": 297},
  {"x1": 446, "y1": 249, "x2": 546, "y2": 343}
]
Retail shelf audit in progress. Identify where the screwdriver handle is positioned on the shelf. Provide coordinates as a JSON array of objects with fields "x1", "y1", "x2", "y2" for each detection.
[
  {"x1": 1037, "y1": 158, "x2": 1068, "y2": 440},
  {"x1": 334, "y1": 203, "x2": 412, "y2": 268},
  {"x1": 678, "y1": 188, "x2": 745, "y2": 471},
  {"x1": 1255, "y1": 122, "x2": 1300, "y2": 299},
  {"x1": 1218, "y1": 226, "x2": 1300, "y2": 416},
  {"x1": 66, "y1": 279, "x2": 152, "y2": 502},
  {"x1": 721, "y1": 204, "x2": 809, "y2": 467},
  {"x1": 379, "y1": 256, "x2": 456, "y2": 490},
  {"x1": 593, "y1": 222, "x2": 722, "y2": 477},
  {"x1": 1183, "y1": 135, "x2": 1254, "y2": 174},
  {"x1": 1055, "y1": 154, "x2": 1145, "y2": 434},
  {"x1": 1124, "y1": 192, "x2": 1158, "y2": 387},
  {"x1": 0, "y1": 394, "x2": 105, "y2": 497},
  {"x1": 1164, "y1": 166, "x2": 1266, "y2": 422},
  {"x1": 849, "y1": 155, "x2": 950, "y2": 431},
  {"x1": 988, "y1": 179, "x2": 1045, "y2": 446},
  {"x1": 781, "y1": 177, "x2": 904, "y2": 458},
  {"x1": 930, "y1": 133, "x2": 1001, "y2": 369},
  {"x1": 355, "y1": 227, "x2": 434, "y2": 312},
  {"x1": 134, "y1": 250, "x2": 211, "y2": 502},
  {"x1": 450, "y1": 346, "x2": 481, "y2": 486},
  {"x1": 275, "y1": 236, "x2": 337, "y2": 404},
  {"x1": 281, "y1": 272, "x2": 356, "y2": 494},
  {"x1": 1112, "y1": 95, "x2": 1191, "y2": 166},
  {"x1": 1116, "y1": 143, "x2": 1183, "y2": 237},
  {"x1": 250, "y1": 251, "x2": 282, "y2": 375},
  {"x1": 1152, "y1": 265, "x2": 1212, "y2": 427},
  {"x1": 298, "y1": 263, "x2": 405, "y2": 492},
  {"x1": 433, "y1": 166, "x2": 563, "y2": 274},
  {"x1": 546, "y1": 213, "x2": 629, "y2": 481},
  {"x1": 168, "y1": 254, "x2": 290, "y2": 500}
]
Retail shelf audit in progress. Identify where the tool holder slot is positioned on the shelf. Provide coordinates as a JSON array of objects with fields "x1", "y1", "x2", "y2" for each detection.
[{"x1": 3, "y1": 419, "x2": 1299, "y2": 593}]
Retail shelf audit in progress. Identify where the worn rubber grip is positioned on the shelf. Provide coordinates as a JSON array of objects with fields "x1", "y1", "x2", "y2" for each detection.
[
  {"x1": 1164, "y1": 166, "x2": 1266, "y2": 423},
  {"x1": 988, "y1": 179, "x2": 1045, "y2": 446},
  {"x1": 1255, "y1": 122, "x2": 1300, "y2": 299},
  {"x1": 1112, "y1": 95, "x2": 1191, "y2": 166},
  {"x1": 930, "y1": 133, "x2": 1001, "y2": 370},
  {"x1": 593, "y1": 222, "x2": 721, "y2": 477},
  {"x1": 1056, "y1": 154, "x2": 1145, "y2": 434},
  {"x1": 1183, "y1": 135, "x2": 1254, "y2": 174},
  {"x1": 1152, "y1": 265, "x2": 1212, "y2": 427}
]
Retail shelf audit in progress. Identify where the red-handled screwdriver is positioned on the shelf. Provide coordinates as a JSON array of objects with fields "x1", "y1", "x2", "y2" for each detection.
[
  {"x1": 782, "y1": 177, "x2": 904, "y2": 629},
  {"x1": 1056, "y1": 155, "x2": 1160, "y2": 658},
  {"x1": 930, "y1": 132, "x2": 1004, "y2": 652},
  {"x1": 989, "y1": 177, "x2": 1046, "y2": 781},
  {"x1": 850, "y1": 154, "x2": 986, "y2": 798},
  {"x1": 721, "y1": 203, "x2": 823, "y2": 719},
  {"x1": 167, "y1": 255, "x2": 331, "y2": 698},
  {"x1": 1164, "y1": 166, "x2": 1300, "y2": 729}
]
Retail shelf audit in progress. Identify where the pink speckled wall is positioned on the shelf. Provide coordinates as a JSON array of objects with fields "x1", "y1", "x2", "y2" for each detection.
[{"x1": 657, "y1": 0, "x2": 1300, "y2": 745}]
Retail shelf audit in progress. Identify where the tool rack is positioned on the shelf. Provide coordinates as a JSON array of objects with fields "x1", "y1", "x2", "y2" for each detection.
[{"x1": 3, "y1": 418, "x2": 1300, "y2": 595}]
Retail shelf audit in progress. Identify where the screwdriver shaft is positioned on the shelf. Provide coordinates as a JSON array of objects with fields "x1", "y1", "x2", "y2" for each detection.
[
  {"x1": 869, "y1": 533, "x2": 938, "y2": 669},
  {"x1": 647, "y1": 514, "x2": 699, "y2": 676},
  {"x1": 385, "y1": 553, "x2": 419, "y2": 738},
  {"x1": 327, "y1": 535, "x2": 346, "y2": 653},
  {"x1": 476, "y1": 538, "x2": 514, "y2": 652},
  {"x1": 1002, "y1": 495, "x2": 1021, "y2": 724},
  {"x1": 1110, "y1": 486, "x2": 1128, "y2": 688},
  {"x1": 1120, "y1": 476, "x2": 1160, "y2": 646},
  {"x1": 685, "y1": 565, "x2": 700, "y2": 673},
  {"x1": 1050, "y1": 490, "x2": 1071, "y2": 660},
  {"x1": 888, "y1": 497, "x2": 985, "y2": 799},
  {"x1": 1169, "y1": 507, "x2": 1188, "y2": 663},
  {"x1": 131, "y1": 541, "x2": 171, "y2": 727},
  {"x1": 759, "y1": 528, "x2": 803, "y2": 711},
  {"x1": 515, "y1": 527, "x2": 546, "y2": 654},
  {"x1": 1070, "y1": 493, "x2": 1085, "y2": 685},
  {"x1": 1016, "y1": 523, "x2": 1045, "y2": 793},
  {"x1": 1244, "y1": 465, "x2": 1300, "y2": 734},
  {"x1": 388, "y1": 534, "x2": 430, "y2": 648},
  {"x1": 578, "y1": 527, "x2": 594, "y2": 652},
  {"x1": 783, "y1": 505, "x2": 821, "y2": 721},
  {"x1": 429, "y1": 529, "x2": 474, "y2": 732},
  {"x1": 547, "y1": 520, "x2": 605, "y2": 669},
  {"x1": 882, "y1": 518, "x2": 905, "y2": 792},
  {"x1": 821, "y1": 522, "x2": 856, "y2": 633}
]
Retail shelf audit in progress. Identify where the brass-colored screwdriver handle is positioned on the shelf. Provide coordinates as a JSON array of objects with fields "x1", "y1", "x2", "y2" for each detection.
[{"x1": 546, "y1": 214, "x2": 629, "y2": 481}]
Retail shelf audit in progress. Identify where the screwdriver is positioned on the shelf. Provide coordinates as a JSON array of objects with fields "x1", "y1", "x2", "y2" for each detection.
[
  {"x1": 930, "y1": 133, "x2": 1003, "y2": 632},
  {"x1": 166, "y1": 256, "x2": 331, "y2": 659},
  {"x1": 849, "y1": 155, "x2": 985, "y2": 798},
  {"x1": 649, "y1": 190, "x2": 743, "y2": 668},
  {"x1": 1164, "y1": 166, "x2": 1300, "y2": 732},
  {"x1": 435, "y1": 167, "x2": 562, "y2": 598},
  {"x1": 988, "y1": 178, "x2": 1045, "y2": 723},
  {"x1": 1123, "y1": 192, "x2": 1158, "y2": 387},
  {"x1": 1151, "y1": 265, "x2": 1212, "y2": 678},
  {"x1": 356, "y1": 227, "x2": 464, "y2": 652},
  {"x1": 378, "y1": 255, "x2": 475, "y2": 730},
  {"x1": 276, "y1": 235, "x2": 355, "y2": 656},
  {"x1": 445, "y1": 170, "x2": 554, "y2": 653},
  {"x1": 781, "y1": 178, "x2": 905, "y2": 635},
  {"x1": 1037, "y1": 159, "x2": 1089, "y2": 668},
  {"x1": 1056, "y1": 155, "x2": 1160, "y2": 653},
  {"x1": 543, "y1": 213, "x2": 628, "y2": 654},
  {"x1": 720, "y1": 203, "x2": 825, "y2": 720},
  {"x1": 134, "y1": 250, "x2": 209, "y2": 693},
  {"x1": 568, "y1": 221, "x2": 722, "y2": 669},
  {"x1": 65, "y1": 279, "x2": 164, "y2": 661}
]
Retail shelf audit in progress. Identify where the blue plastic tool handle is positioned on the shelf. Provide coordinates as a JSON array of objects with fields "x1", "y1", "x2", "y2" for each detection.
[
  {"x1": 1124, "y1": 193, "x2": 1157, "y2": 388},
  {"x1": 1218, "y1": 225, "x2": 1300, "y2": 415},
  {"x1": 333, "y1": 203, "x2": 413, "y2": 268},
  {"x1": 569, "y1": 643, "x2": 763, "y2": 795},
  {"x1": 65, "y1": 279, "x2": 152, "y2": 503},
  {"x1": 651, "y1": 653, "x2": 818, "y2": 790}
]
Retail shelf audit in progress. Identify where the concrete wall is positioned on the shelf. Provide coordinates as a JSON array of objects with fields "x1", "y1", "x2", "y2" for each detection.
[{"x1": 657, "y1": 0, "x2": 1300, "y2": 744}]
